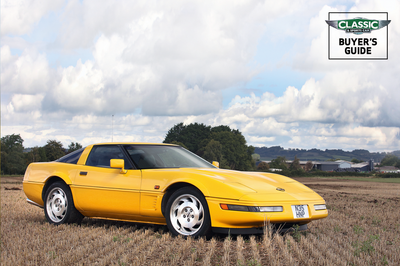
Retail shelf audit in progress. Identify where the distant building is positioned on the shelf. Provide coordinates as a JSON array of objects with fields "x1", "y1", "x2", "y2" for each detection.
[
  {"x1": 313, "y1": 161, "x2": 340, "y2": 171},
  {"x1": 335, "y1": 160, "x2": 352, "y2": 169},
  {"x1": 269, "y1": 168, "x2": 282, "y2": 172},
  {"x1": 375, "y1": 166, "x2": 400, "y2": 173},
  {"x1": 256, "y1": 159, "x2": 375, "y2": 172},
  {"x1": 350, "y1": 162, "x2": 370, "y2": 172}
]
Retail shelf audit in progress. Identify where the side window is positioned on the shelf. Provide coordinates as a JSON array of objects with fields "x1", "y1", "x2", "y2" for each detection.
[
  {"x1": 86, "y1": 145, "x2": 133, "y2": 169},
  {"x1": 56, "y1": 148, "x2": 85, "y2": 164}
]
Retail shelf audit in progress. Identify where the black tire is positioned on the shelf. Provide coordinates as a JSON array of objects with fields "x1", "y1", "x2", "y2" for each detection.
[
  {"x1": 44, "y1": 181, "x2": 83, "y2": 225},
  {"x1": 165, "y1": 187, "x2": 211, "y2": 237}
]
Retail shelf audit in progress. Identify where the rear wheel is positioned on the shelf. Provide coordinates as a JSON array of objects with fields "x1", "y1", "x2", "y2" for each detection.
[
  {"x1": 44, "y1": 182, "x2": 83, "y2": 224},
  {"x1": 165, "y1": 187, "x2": 211, "y2": 237}
]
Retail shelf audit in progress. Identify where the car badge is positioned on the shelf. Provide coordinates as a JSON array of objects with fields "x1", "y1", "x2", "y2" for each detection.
[{"x1": 276, "y1": 187, "x2": 285, "y2": 192}]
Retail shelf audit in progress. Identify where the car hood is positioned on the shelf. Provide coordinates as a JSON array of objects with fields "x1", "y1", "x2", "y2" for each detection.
[{"x1": 173, "y1": 168, "x2": 322, "y2": 201}]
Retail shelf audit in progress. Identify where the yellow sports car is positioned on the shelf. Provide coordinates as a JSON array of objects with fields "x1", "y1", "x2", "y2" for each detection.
[{"x1": 23, "y1": 143, "x2": 328, "y2": 237}]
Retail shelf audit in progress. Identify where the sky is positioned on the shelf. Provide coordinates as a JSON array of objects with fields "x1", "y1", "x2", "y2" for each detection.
[{"x1": 1, "y1": 0, "x2": 399, "y2": 152}]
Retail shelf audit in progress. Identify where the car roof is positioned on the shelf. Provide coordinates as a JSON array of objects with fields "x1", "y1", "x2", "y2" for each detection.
[{"x1": 90, "y1": 142, "x2": 178, "y2": 146}]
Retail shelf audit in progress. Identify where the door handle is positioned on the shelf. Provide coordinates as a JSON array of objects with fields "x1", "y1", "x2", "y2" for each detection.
[{"x1": 79, "y1": 171, "x2": 88, "y2": 176}]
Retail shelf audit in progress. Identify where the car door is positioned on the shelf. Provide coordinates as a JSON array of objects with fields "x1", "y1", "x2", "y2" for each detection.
[{"x1": 71, "y1": 145, "x2": 141, "y2": 219}]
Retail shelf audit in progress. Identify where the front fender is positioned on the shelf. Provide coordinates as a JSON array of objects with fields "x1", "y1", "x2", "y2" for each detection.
[{"x1": 141, "y1": 169, "x2": 256, "y2": 200}]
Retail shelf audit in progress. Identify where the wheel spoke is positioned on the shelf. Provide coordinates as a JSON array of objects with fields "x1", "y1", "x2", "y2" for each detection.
[
  {"x1": 46, "y1": 187, "x2": 68, "y2": 223},
  {"x1": 169, "y1": 193, "x2": 205, "y2": 236}
]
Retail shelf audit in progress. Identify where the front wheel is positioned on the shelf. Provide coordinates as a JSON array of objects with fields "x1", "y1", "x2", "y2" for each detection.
[
  {"x1": 165, "y1": 187, "x2": 211, "y2": 237},
  {"x1": 44, "y1": 182, "x2": 83, "y2": 225}
]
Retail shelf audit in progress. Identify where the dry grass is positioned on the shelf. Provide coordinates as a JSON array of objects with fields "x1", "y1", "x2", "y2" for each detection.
[{"x1": 1, "y1": 176, "x2": 400, "y2": 265}]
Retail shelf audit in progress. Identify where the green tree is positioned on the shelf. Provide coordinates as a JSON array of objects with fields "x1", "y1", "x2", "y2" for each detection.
[
  {"x1": 44, "y1": 140, "x2": 65, "y2": 161},
  {"x1": 380, "y1": 154, "x2": 400, "y2": 166},
  {"x1": 207, "y1": 130, "x2": 254, "y2": 170},
  {"x1": 1, "y1": 134, "x2": 26, "y2": 175},
  {"x1": 305, "y1": 161, "x2": 314, "y2": 171},
  {"x1": 164, "y1": 123, "x2": 254, "y2": 171},
  {"x1": 38, "y1": 147, "x2": 48, "y2": 161},
  {"x1": 164, "y1": 123, "x2": 211, "y2": 153},
  {"x1": 290, "y1": 156, "x2": 302, "y2": 171},
  {"x1": 26, "y1": 147, "x2": 39, "y2": 163},
  {"x1": 210, "y1": 125, "x2": 232, "y2": 133},
  {"x1": 269, "y1": 156, "x2": 288, "y2": 170},
  {"x1": 202, "y1": 140, "x2": 229, "y2": 168},
  {"x1": 68, "y1": 142, "x2": 83, "y2": 153},
  {"x1": 252, "y1": 153, "x2": 260, "y2": 162},
  {"x1": 257, "y1": 161, "x2": 269, "y2": 171},
  {"x1": 351, "y1": 158, "x2": 361, "y2": 163},
  {"x1": 25, "y1": 146, "x2": 48, "y2": 165}
]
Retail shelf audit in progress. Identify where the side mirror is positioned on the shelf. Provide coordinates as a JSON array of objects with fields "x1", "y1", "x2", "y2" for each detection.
[
  {"x1": 110, "y1": 159, "x2": 127, "y2": 174},
  {"x1": 212, "y1": 161, "x2": 220, "y2": 168}
]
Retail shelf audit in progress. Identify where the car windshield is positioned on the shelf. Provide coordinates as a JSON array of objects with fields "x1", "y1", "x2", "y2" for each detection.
[{"x1": 124, "y1": 145, "x2": 216, "y2": 169}]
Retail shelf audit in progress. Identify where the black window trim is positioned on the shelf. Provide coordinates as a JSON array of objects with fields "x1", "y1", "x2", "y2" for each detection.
[
  {"x1": 55, "y1": 147, "x2": 86, "y2": 164},
  {"x1": 85, "y1": 144, "x2": 137, "y2": 170}
]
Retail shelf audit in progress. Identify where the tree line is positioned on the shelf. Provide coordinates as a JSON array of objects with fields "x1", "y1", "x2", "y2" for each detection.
[
  {"x1": 1, "y1": 134, "x2": 82, "y2": 175},
  {"x1": 256, "y1": 156, "x2": 313, "y2": 172},
  {"x1": 378, "y1": 154, "x2": 400, "y2": 168},
  {"x1": 254, "y1": 146, "x2": 400, "y2": 162},
  {"x1": 1, "y1": 123, "x2": 256, "y2": 175},
  {"x1": 163, "y1": 123, "x2": 255, "y2": 171},
  {"x1": 255, "y1": 154, "x2": 400, "y2": 178},
  {"x1": 3, "y1": 126, "x2": 398, "y2": 176}
]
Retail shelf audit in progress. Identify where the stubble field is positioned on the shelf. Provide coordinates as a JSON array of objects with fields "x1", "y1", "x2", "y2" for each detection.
[{"x1": 1, "y1": 176, "x2": 400, "y2": 265}]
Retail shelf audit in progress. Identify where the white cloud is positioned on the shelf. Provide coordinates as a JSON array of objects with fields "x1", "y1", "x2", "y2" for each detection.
[
  {"x1": 248, "y1": 136, "x2": 276, "y2": 144},
  {"x1": 216, "y1": 69, "x2": 400, "y2": 150},
  {"x1": 1, "y1": 46, "x2": 54, "y2": 94},
  {"x1": 1, "y1": 0, "x2": 399, "y2": 152},
  {"x1": 1, "y1": 0, "x2": 64, "y2": 36},
  {"x1": 21, "y1": 0, "x2": 294, "y2": 116},
  {"x1": 44, "y1": 59, "x2": 105, "y2": 113},
  {"x1": 9, "y1": 93, "x2": 44, "y2": 112}
]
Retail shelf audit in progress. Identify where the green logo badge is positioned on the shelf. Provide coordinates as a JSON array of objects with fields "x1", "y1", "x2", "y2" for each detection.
[{"x1": 326, "y1": 17, "x2": 390, "y2": 35}]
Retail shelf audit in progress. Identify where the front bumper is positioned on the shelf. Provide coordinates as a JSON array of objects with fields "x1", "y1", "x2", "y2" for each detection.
[{"x1": 206, "y1": 197, "x2": 328, "y2": 229}]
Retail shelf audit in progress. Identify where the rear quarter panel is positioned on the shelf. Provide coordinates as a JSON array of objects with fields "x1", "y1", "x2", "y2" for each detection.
[{"x1": 23, "y1": 162, "x2": 79, "y2": 206}]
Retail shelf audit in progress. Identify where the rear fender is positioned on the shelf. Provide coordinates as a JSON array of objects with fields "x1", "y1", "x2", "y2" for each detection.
[{"x1": 41, "y1": 173, "x2": 74, "y2": 202}]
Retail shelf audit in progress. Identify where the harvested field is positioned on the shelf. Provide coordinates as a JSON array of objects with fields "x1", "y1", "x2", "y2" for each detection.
[{"x1": 1, "y1": 176, "x2": 400, "y2": 265}]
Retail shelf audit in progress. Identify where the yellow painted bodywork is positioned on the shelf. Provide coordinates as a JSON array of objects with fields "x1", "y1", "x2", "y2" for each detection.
[{"x1": 23, "y1": 143, "x2": 328, "y2": 229}]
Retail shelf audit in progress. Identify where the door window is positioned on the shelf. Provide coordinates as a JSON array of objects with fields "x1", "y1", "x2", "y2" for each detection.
[{"x1": 86, "y1": 145, "x2": 133, "y2": 169}]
